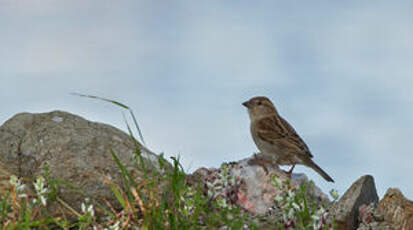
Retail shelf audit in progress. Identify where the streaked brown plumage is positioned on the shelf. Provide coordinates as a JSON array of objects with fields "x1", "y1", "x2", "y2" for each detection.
[{"x1": 243, "y1": 96, "x2": 334, "y2": 182}]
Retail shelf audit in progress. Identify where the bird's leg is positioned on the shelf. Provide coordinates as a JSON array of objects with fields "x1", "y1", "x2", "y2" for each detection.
[
  {"x1": 257, "y1": 160, "x2": 269, "y2": 175},
  {"x1": 248, "y1": 154, "x2": 271, "y2": 174},
  {"x1": 285, "y1": 164, "x2": 296, "y2": 178}
]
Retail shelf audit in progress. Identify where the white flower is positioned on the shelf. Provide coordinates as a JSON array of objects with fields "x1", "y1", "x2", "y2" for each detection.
[
  {"x1": 317, "y1": 207, "x2": 326, "y2": 215},
  {"x1": 274, "y1": 195, "x2": 283, "y2": 203},
  {"x1": 329, "y1": 189, "x2": 339, "y2": 200},
  {"x1": 81, "y1": 199, "x2": 95, "y2": 216},
  {"x1": 287, "y1": 208, "x2": 295, "y2": 219},
  {"x1": 9, "y1": 175, "x2": 26, "y2": 193},
  {"x1": 81, "y1": 202, "x2": 86, "y2": 213},
  {"x1": 271, "y1": 176, "x2": 282, "y2": 189},
  {"x1": 216, "y1": 197, "x2": 228, "y2": 209},
  {"x1": 33, "y1": 176, "x2": 48, "y2": 206},
  {"x1": 88, "y1": 205, "x2": 95, "y2": 217},
  {"x1": 18, "y1": 193, "x2": 28, "y2": 198},
  {"x1": 34, "y1": 176, "x2": 47, "y2": 193},
  {"x1": 287, "y1": 190, "x2": 295, "y2": 198},
  {"x1": 311, "y1": 214, "x2": 320, "y2": 221},
  {"x1": 9, "y1": 175, "x2": 17, "y2": 185},
  {"x1": 292, "y1": 202, "x2": 301, "y2": 211},
  {"x1": 40, "y1": 196, "x2": 47, "y2": 206},
  {"x1": 285, "y1": 191, "x2": 295, "y2": 203}
]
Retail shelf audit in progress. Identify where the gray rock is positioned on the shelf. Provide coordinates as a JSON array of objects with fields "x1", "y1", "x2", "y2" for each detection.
[
  {"x1": 292, "y1": 173, "x2": 330, "y2": 204},
  {"x1": 0, "y1": 111, "x2": 166, "y2": 217},
  {"x1": 333, "y1": 175, "x2": 379, "y2": 230}
]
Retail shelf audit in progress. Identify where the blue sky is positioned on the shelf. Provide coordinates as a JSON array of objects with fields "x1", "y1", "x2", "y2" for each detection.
[{"x1": 1, "y1": 0, "x2": 413, "y2": 199}]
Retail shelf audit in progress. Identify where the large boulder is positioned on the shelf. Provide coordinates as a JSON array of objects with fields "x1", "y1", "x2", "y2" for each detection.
[{"x1": 0, "y1": 111, "x2": 166, "y2": 216}]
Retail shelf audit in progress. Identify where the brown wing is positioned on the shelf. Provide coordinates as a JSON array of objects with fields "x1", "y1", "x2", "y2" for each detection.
[
  {"x1": 255, "y1": 116, "x2": 288, "y2": 143},
  {"x1": 256, "y1": 115, "x2": 313, "y2": 158},
  {"x1": 279, "y1": 116, "x2": 313, "y2": 158}
]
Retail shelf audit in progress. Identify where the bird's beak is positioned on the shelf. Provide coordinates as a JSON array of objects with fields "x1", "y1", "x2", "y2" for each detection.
[{"x1": 242, "y1": 100, "x2": 251, "y2": 108}]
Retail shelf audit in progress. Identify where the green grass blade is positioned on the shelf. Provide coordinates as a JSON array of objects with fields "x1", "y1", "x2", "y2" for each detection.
[
  {"x1": 70, "y1": 93, "x2": 130, "y2": 109},
  {"x1": 109, "y1": 149, "x2": 136, "y2": 209},
  {"x1": 121, "y1": 115, "x2": 148, "y2": 178},
  {"x1": 110, "y1": 149, "x2": 137, "y2": 187},
  {"x1": 129, "y1": 108, "x2": 146, "y2": 146},
  {"x1": 107, "y1": 183, "x2": 127, "y2": 209},
  {"x1": 72, "y1": 93, "x2": 146, "y2": 145}
]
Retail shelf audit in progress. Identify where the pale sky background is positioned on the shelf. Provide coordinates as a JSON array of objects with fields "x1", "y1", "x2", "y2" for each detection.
[{"x1": 1, "y1": 0, "x2": 413, "y2": 199}]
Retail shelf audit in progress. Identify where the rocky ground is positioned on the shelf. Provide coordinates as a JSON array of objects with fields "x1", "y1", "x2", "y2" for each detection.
[{"x1": 0, "y1": 111, "x2": 412, "y2": 229}]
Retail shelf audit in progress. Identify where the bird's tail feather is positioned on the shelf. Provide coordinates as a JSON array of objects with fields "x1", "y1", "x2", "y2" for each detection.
[{"x1": 307, "y1": 160, "x2": 334, "y2": 183}]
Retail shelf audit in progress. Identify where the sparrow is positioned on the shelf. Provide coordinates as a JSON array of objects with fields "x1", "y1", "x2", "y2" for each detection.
[{"x1": 243, "y1": 96, "x2": 334, "y2": 182}]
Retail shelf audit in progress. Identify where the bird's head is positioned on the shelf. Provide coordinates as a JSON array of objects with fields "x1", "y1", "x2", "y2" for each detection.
[{"x1": 242, "y1": 96, "x2": 278, "y2": 120}]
